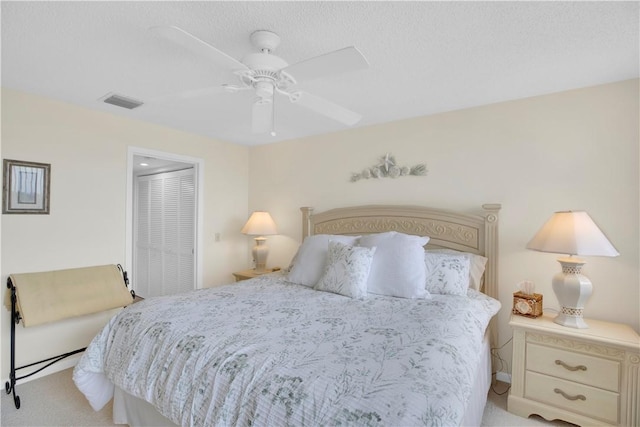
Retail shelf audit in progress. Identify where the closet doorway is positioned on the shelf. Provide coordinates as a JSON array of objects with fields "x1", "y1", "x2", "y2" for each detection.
[{"x1": 126, "y1": 147, "x2": 204, "y2": 297}]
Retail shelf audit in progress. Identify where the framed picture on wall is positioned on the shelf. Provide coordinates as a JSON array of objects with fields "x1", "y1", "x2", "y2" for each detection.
[{"x1": 2, "y1": 159, "x2": 51, "y2": 214}]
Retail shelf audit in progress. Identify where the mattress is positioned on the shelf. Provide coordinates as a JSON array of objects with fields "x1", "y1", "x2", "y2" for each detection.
[{"x1": 74, "y1": 272, "x2": 500, "y2": 426}]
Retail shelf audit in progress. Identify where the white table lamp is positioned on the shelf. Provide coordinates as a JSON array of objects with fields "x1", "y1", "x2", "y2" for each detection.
[
  {"x1": 526, "y1": 211, "x2": 619, "y2": 328},
  {"x1": 241, "y1": 211, "x2": 278, "y2": 273}
]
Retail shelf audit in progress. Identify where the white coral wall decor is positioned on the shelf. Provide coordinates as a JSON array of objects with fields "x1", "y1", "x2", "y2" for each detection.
[{"x1": 350, "y1": 153, "x2": 427, "y2": 182}]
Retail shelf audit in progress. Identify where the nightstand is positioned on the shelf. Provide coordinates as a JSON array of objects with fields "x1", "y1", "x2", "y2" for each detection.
[
  {"x1": 232, "y1": 268, "x2": 278, "y2": 282},
  {"x1": 508, "y1": 313, "x2": 640, "y2": 426}
]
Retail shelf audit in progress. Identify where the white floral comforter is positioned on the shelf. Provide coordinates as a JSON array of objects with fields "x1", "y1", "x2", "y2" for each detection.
[{"x1": 74, "y1": 273, "x2": 500, "y2": 427}]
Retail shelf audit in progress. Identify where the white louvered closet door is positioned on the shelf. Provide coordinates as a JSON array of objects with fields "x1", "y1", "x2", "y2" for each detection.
[{"x1": 135, "y1": 168, "x2": 195, "y2": 298}]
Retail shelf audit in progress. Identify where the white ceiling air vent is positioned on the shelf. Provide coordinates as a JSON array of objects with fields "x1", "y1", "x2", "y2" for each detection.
[{"x1": 100, "y1": 93, "x2": 144, "y2": 109}]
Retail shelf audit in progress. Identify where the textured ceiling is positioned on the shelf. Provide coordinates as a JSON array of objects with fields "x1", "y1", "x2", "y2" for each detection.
[{"x1": 2, "y1": 1, "x2": 638, "y2": 146}]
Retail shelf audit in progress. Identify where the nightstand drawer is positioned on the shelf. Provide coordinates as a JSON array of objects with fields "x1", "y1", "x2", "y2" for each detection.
[
  {"x1": 526, "y1": 343, "x2": 620, "y2": 392},
  {"x1": 525, "y1": 371, "x2": 619, "y2": 425}
]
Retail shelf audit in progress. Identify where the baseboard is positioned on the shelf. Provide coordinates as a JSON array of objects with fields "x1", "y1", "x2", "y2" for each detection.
[
  {"x1": 496, "y1": 371, "x2": 511, "y2": 384},
  {"x1": 2, "y1": 353, "x2": 82, "y2": 387}
]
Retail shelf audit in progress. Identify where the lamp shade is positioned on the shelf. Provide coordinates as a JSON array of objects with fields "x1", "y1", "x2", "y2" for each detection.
[
  {"x1": 241, "y1": 211, "x2": 278, "y2": 236},
  {"x1": 526, "y1": 211, "x2": 619, "y2": 257}
]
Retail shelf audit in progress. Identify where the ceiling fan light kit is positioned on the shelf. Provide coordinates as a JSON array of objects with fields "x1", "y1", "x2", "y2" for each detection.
[
  {"x1": 254, "y1": 81, "x2": 274, "y2": 100},
  {"x1": 151, "y1": 26, "x2": 369, "y2": 134}
]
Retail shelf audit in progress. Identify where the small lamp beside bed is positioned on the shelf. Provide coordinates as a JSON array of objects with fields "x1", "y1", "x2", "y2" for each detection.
[
  {"x1": 242, "y1": 211, "x2": 278, "y2": 272},
  {"x1": 526, "y1": 210, "x2": 619, "y2": 328}
]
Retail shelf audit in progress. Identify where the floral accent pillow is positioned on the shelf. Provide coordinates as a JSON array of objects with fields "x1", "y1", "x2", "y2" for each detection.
[
  {"x1": 424, "y1": 253, "x2": 471, "y2": 296},
  {"x1": 287, "y1": 234, "x2": 361, "y2": 287},
  {"x1": 426, "y1": 249, "x2": 487, "y2": 291},
  {"x1": 315, "y1": 241, "x2": 376, "y2": 299}
]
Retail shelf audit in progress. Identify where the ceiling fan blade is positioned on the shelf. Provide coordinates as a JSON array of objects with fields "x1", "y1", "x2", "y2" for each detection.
[
  {"x1": 150, "y1": 25, "x2": 248, "y2": 71},
  {"x1": 282, "y1": 47, "x2": 368, "y2": 84},
  {"x1": 177, "y1": 83, "x2": 253, "y2": 98},
  {"x1": 288, "y1": 91, "x2": 362, "y2": 126},
  {"x1": 167, "y1": 85, "x2": 227, "y2": 100},
  {"x1": 148, "y1": 84, "x2": 248, "y2": 103},
  {"x1": 252, "y1": 100, "x2": 273, "y2": 134}
]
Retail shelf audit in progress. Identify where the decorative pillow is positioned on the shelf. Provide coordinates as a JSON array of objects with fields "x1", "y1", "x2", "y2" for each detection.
[
  {"x1": 359, "y1": 231, "x2": 430, "y2": 299},
  {"x1": 287, "y1": 234, "x2": 360, "y2": 287},
  {"x1": 426, "y1": 249, "x2": 487, "y2": 291},
  {"x1": 424, "y1": 252, "x2": 471, "y2": 296},
  {"x1": 315, "y1": 241, "x2": 376, "y2": 299}
]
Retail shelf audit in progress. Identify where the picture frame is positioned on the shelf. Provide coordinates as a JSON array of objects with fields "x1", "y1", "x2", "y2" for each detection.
[{"x1": 2, "y1": 159, "x2": 51, "y2": 214}]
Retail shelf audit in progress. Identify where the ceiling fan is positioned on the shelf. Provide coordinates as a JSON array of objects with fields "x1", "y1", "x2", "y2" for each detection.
[{"x1": 150, "y1": 26, "x2": 369, "y2": 135}]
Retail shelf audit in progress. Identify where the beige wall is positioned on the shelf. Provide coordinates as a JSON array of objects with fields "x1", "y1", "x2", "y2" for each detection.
[
  {"x1": 249, "y1": 79, "x2": 640, "y2": 375},
  {"x1": 1, "y1": 88, "x2": 250, "y2": 380}
]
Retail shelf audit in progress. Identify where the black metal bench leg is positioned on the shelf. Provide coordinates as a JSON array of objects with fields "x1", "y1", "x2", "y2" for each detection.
[
  {"x1": 5, "y1": 378, "x2": 20, "y2": 409},
  {"x1": 6, "y1": 279, "x2": 21, "y2": 408}
]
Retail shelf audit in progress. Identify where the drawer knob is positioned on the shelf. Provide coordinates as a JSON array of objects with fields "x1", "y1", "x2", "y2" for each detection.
[
  {"x1": 554, "y1": 388, "x2": 586, "y2": 401},
  {"x1": 555, "y1": 359, "x2": 587, "y2": 372}
]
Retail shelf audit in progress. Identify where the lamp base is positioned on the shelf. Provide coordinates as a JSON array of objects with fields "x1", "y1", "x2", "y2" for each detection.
[
  {"x1": 252, "y1": 237, "x2": 269, "y2": 273},
  {"x1": 554, "y1": 308, "x2": 589, "y2": 329},
  {"x1": 552, "y1": 257, "x2": 592, "y2": 329}
]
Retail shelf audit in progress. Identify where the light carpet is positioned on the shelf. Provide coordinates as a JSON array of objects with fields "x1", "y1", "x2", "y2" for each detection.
[{"x1": 1, "y1": 368, "x2": 574, "y2": 426}]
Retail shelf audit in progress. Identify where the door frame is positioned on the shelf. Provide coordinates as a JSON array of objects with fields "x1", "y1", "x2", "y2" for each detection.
[{"x1": 125, "y1": 146, "x2": 204, "y2": 291}]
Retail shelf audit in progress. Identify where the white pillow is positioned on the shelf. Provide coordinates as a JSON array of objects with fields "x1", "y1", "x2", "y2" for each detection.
[
  {"x1": 426, "y1": 249, "x2": 487, "y2": 291},
  {"x1": 315, "y1": 241, "x2": 376, "y2": 299},
  {"x1": 287, "y1": 234, "x2": 360, "y2": 287},
  {"x1": 359, "y1": 231, "x2": 430, "y2": 299},
  {"x1": 424, "y1": 252, "x2": 471, "y2": 296}
]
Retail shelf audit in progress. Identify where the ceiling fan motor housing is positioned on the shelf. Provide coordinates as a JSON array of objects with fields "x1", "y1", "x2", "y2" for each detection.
[
  {"x1": 239, "y1": 52, "x2": 293, "y2": 95},
  {"x1": 241, "y1": 52, "x2": 288, "y2": 71}
]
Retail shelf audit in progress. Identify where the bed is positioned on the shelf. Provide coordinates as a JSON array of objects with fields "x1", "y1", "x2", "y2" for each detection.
[{"x1": 74, "y1": 204, "x2": 502, "y2": 426}]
